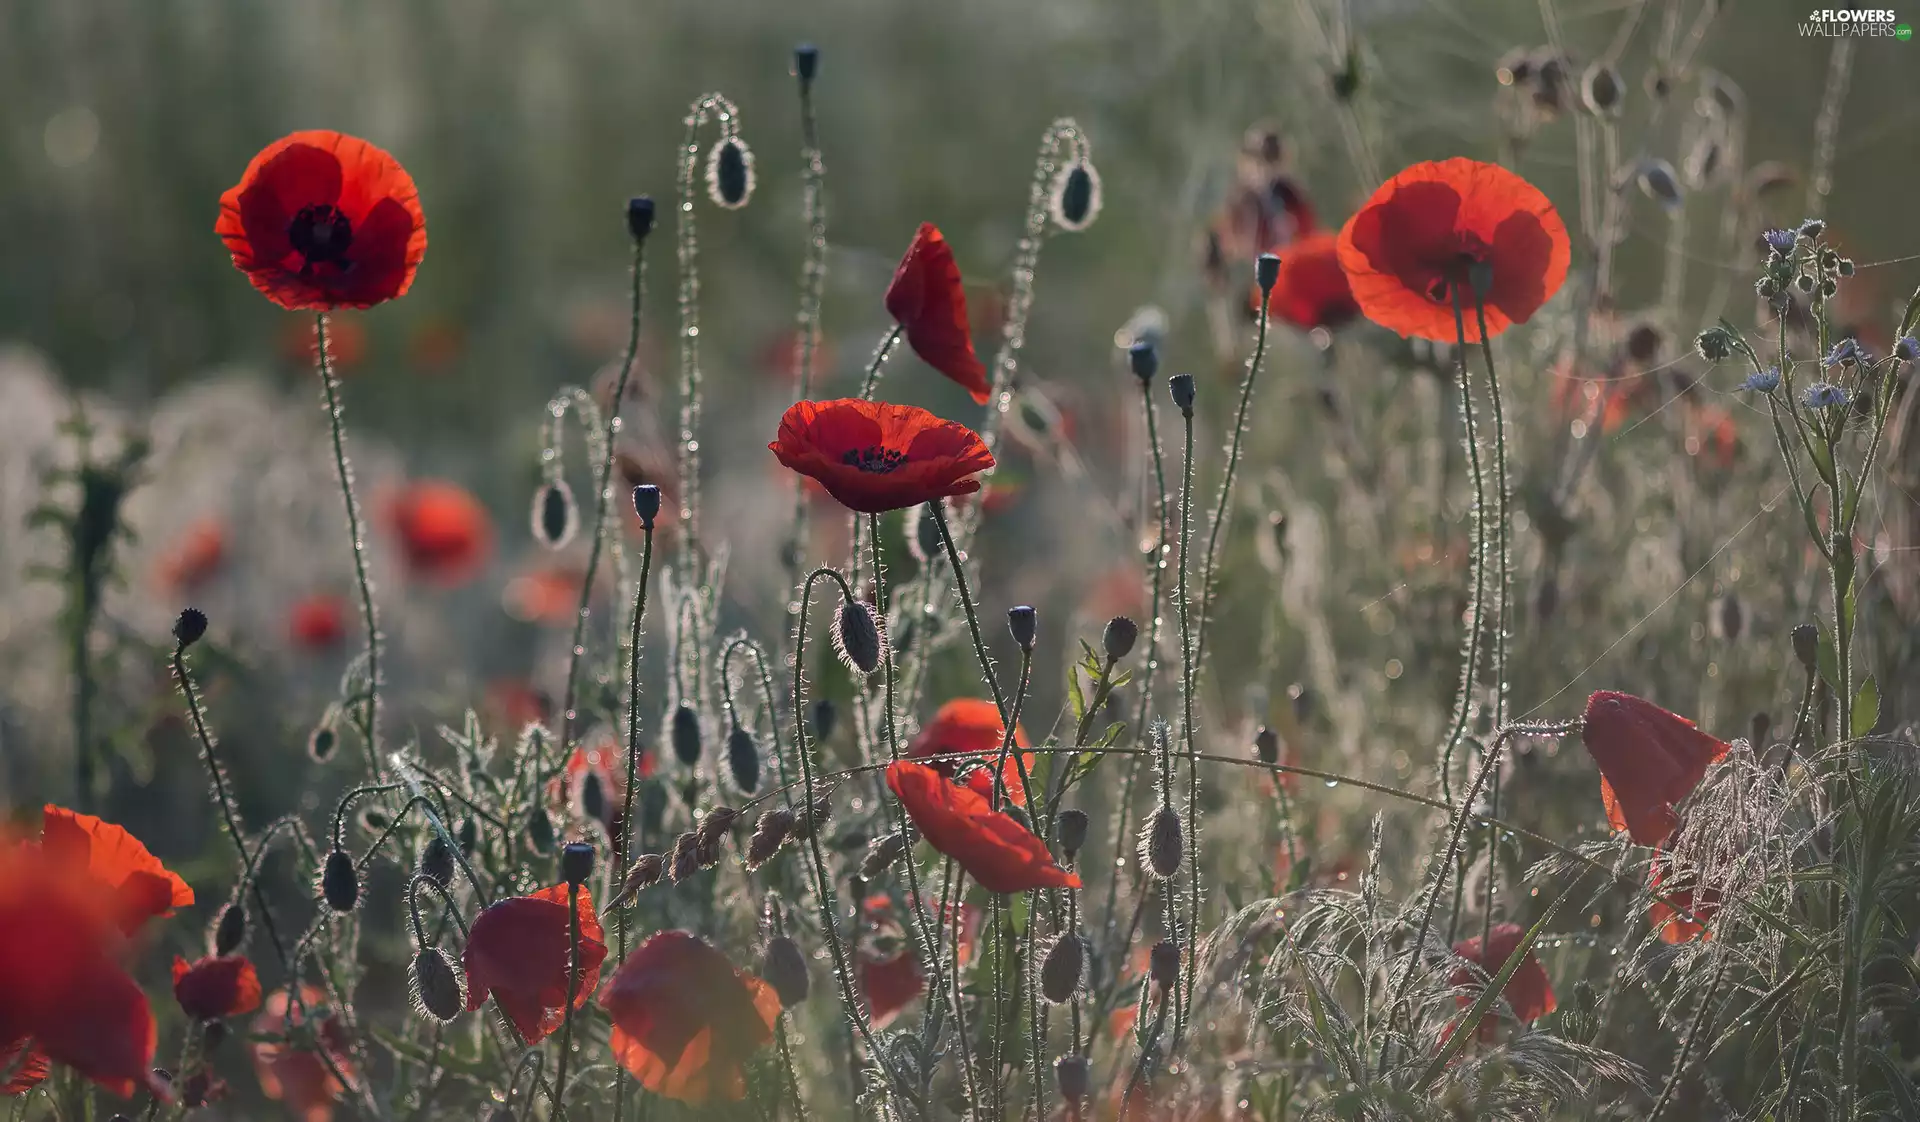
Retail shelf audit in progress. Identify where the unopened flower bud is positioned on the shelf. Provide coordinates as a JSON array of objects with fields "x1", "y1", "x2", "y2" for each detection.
[
  {"x1": 763, "y1": 935, "x2": 810, "y2": 1007},
  {"x1": 1254, "y1": 726, "x2": 1280, "y2": 765},
  {"x1": 626, "y1": 196, "x2": 656, "y2": 243},
  {"x1": 1149, "y1": 939, "x2": 1180, "y2": 987},
  {"x1": 457, "y1": 817, "x2": 479, "y2": 856},
  {"x1": 1255, "y1": 253, "x2": 1281, "y2": 294},
  {"x1": 1103, "y1": 616, "x2": 1138, "y2": 662},
  {"x1": 561, "y1": 841, "x2": 595, "y2": 887},
  {"x1": 1040, "y1": 934, "x2": 1087, "y2": 1003},
  {"x1": 1141, "y1": 805, "x2": 1184, "y2": 880},
  {"x1": 1169, "y1": 374, "x2": 1196, "y2": 417},
  {"x1": 411, "y1": 947, "x2": 466, "y2": 1022},
  {"x1": 1791, "y1": 623, "x2": 1819, "y2": 671},
  {"x1": 793, "y1": 43, "x2": 820, "y2": 83},
  {"x1": 707, "y1": 138, "x2": 755, "y2": 209},
  {"x1": 321, "y1": 848, "x2": 359, "y2": 913},
  {"x1": 631, "y1": 484, "x2": 661, "y2": 530},
  {"x1": 213, "y1": 902, "x2": 247, "y2": 956},
  {"x1": 1004, "y1": 804, "x2": 1034, "y2": 835},
  {"x1": 174, "y1": 608, "x2": 208, "y2": 647},
  {"x1": 1750, "y1": 710, "x2": 1771, "y2": 748},
  {"x1": 307, "y1": 719, "x2": 338, "y2": 763},
  {"x1": 1694, "y1": 327, "x2": 1734, "y2": 362},
  {"x1": 1580, "y1": 62, "x2": 1625, "y2": 116},
  {"x1": 834, "y1": 598, "x2": 884, "y2": 675},
  {"x1": 1635, "y1": 159, "x2": 1682, "y2": 210},
  {"x1": 1008, "y1": 605, "x2": 1038, "y2": 652},
  {"x1": 671, "y1": 704, "x2": 703, "y2": 766},
  {"x1": 1055, "y1": 808, "x2": 1089, "y2": 857},
  {"x1": 861, "y1": 833, "x2": 909, "y2": 878},
  {"x1": 532, "y1": 480, "x2": 577, "y2": 549},
  {"x1": 419, "y1": 835, "x2": 455, "y2": 889},
  {"x1": 1128, "y1": 341, "x2": 1159, "y2": 382},
  {"x1": 727, "y1": 725, "x2": 761, "y2": 794},
  {"x1": 1050, "y1": 161, "x2": 1102, "y2": 232},
  {"x1": 811, "y1": 697, "x2": 838, "y2": 741},
  {"x1": 911, "y1": 505, "x2": 943, "y2": 564},
  {"x1": 1056, "y1": 1055, "x2": 1091, "y2": 1102}
]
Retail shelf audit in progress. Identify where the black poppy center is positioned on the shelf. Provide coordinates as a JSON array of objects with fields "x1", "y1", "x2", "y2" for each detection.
[
  {"x1": 841, "y1": 445, "x2": 907, "y2": 474},
  {"x1": 289, "y1": 204, "x2": 355, "y2": 270},
  {"x1": 1425, "y1": 240, "x2": 1494, "y2": 305}
]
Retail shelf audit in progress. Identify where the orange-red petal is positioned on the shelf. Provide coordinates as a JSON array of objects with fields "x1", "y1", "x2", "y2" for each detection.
[
  {"x1": 173, "y1": 955, "x2": 264, "y2": 1021},
  {"x1": 463, "y1": 884, "x2": 606, "y2": 1043},
  {"x1": 39, "y1": 805, "x2": 192, "y2": 935},
  {"x1": 886, "y1": 761, "x2": 1079, "y2": 894},
  {"x1": 885, "y1": 224, "x2": 990, "y2": 403},
  {"x1": 602, "y1": 931, "x2": 779, "y2": 1104},
  {"x1": 770, "y1": 399, "x2": 995, "y2": 514}
]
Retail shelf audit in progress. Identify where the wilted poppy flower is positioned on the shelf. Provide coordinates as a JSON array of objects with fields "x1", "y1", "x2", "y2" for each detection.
[
  {"x1": 907, "y1": 698, "x2": 1033, "y2": 805},
  {"x1": 0, "y1": 839, "x2": 160, "y2": 1098},
  {"x1": 155, "y1": 517, "x2": 227, "y2": 594},
  {"x1": 288, "y1": 594, "x2": 348, "y2": 651},
  {"x1": 600, "y1": 930, "x2": 780, "y2": 1104},
  {"x1": 1449, "y1": 922, "x2": 1556, "y2": 1041},
  {"x1": 37, "y1": 805, "x2": 192, "y2": 935},
  {"x1": 383, "y1": 480, "x2": 493, "y2": 587},
  {"x1": 463, "y1": 883, "x2": 607, "y2": 1043},
  {"x1": 1251, "y1": 233, "x2": 1359, "y2": 331},
  {"x1": 1336, "y1": 158, "x2": 1570, "y2": 343},
  {"x1": 770, "y1": 399, "x2": 995, "y2": 514},
  {"x1": 217, "y1": 130, "x2": 427, "y2": 311},
  {"x1": 1581, "y1": 691, "x2": 1729, "y2": 847},
  {"x1": 251, "y1": 986, "x2": 354, "y2": 1122},
  {"x1": 172, "y1": 955, "x2": 263, "y2": 1021},
  {"x1": 1648, "y1": 850, "x2": 1719, "y2": 944},
  {"x1": 885, "y1": 224, "x2": 990, "y2": 403},
  {"x1": 885, "y1": 762, "x2": 1079, "y2": 894}
]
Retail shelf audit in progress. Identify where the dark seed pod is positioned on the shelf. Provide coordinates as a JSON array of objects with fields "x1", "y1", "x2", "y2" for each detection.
[
  {"x1": 1004, "y1": 804, "x2": 1034, "y2": 835},
  {"x1": 1791, "y1": 623, "x2": 1819, "y2": 671},
  {"x1": 1141, "y1": 805, "x2": 1183, "y2": 880},
  {"x1": 357, "y1": 806, "x2": 391, "y2": 834},
  {"x1": 1580, "y1": 62, "x2": 1625, "y2": 116},
  {"x1": 1049, "y1": 160, "x2": 1102, "y2": 232},
  {"x1": 861, "y1": 833, "x2": 909, "y2": 878},
  {"x1": 213, "y1": 901, "x2": 247, "y2": 956},
  {"x1": 457, "y1": 817, "x2": 479, "y2": 856},
  {"x1": 671, "y1": 704, "x2": 703, "y2": 766},
  {"x1": 525, "y1": 806, "x2": 556, "y2": 854},
  {"x1": 793, "y1": 43, "x2": 820, "y2": 83},
  {"x1": 1040, "y1": 934, "x2": 1086, "y2": 1004},
  {"x1": 561, "y1": 841, "x2": 595, "y2": 887},
  {"x1": 1103, "y1": 616, "x2": 1138, "y2": 662},
  {"x1": 580, "y1": 769, "x2": 608, "y2": 824},
  {"x1": 1128, "y1": 341, "x2": 1159, "y2": 382},
  {"x1": 201, "y1": 1020, "x2": 228, "y2": 1053},
  {"x1": 625, "y1": 196, "x2": 656, "y2": 243},
  {"x1": 834, "y1": 598, "x2": 884, "y2": 675},
  {"x1": 610, "y1": 854, "x2": 665, "y2": 906},
  {"x1": 671, "y1": 831, "x2": 702, "y2": 883},
  {"x1": 748, "y1": 809, "x2": 797, "y2": 869},
  {"x1": 307, "y1": 719, "x2": 338, "y2": 763},
  {"x1": 531, "y1": 480, "x2": 577, "y2": 549},
  {"x1": 631, "y1": 484, "x2": 661, "y2": 531},
  {"x1": 418, "y1": 835, "x2": 455, "y2": 889},
  {"x1": 173, "y1": 608, "x2": 209, "y2": 647},
  {"x1": 1169, "y1": 374, "x2": 1196, "y2": 417},
  {"x1": 707, "y1": 138, "x2": 755, "y2": 209},
  {"x1": 1056, "y1": 1055, "x2": 1090, "y2": 1102},
  {"x1": 1149, "y1": 939, "x2": 1180, "y2": 987},
  {"x1": 1055, "y1": 809, "x2": 1089, "y2": 858},
  {"x1": 410, "y1": 947, "x2": 466, "y2": 1022},
  {"x1": 1007, "y1": 605, "x2": 1038, "y2": 652},
  {"x1": 811, "y1": 697, "x2": 838, "y2": 742},
  {"x1": 1255, "y1": 253, "x2": 1281, "y2": 294},
  {"x1": 321, "y1": 848, "x2": 359, "y2": 913},
  {"x1": 1714, "y1": 593, "x2": 1745, "y2": 641},
  {"x1": 763, "y1": 935, "x2": 811, "y2": 1007},
  {"x1": 1254, "y1": 726, "x2": 1280, "y2": 766},
  {"x1": 1750, "y1": 711, "x2": 1772, "y2": 749},
  {"x1": 727, "y1": 725, "x2": 761, "y2": 794}
]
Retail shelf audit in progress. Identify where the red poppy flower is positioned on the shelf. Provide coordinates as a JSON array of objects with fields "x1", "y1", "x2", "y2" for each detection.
[
  {"x1": 485, "y1": 680, "x2": 552, "y2": 731},
  {"x1": 252, "y1": 986, "x2": 354, "y2": 1122},
  {"x1": 1449, "y1": 922, "x2": 1556, "y2": 1041},
  {"x1": 383, "y1": 480, "x2": 493, "y2": 587},
  {"x1": 503, "y1": 566, "x2": 585, "y2": 625},
  {"x1": 463, "y1": 883, "x2": 607, "y2": 1043},
  {"x1": 885, "y1": 762, "x2": 1079, "y2": 894},
  {"x1": 854, "y1": 895, "x2": 979, "y2": 1028},
  {"x1": 907, "y1": 698, "x2": 1034, "y2": 806},
  {"x1": 1581, "y1": 691, "x2": 1729, "y2": 847},
  {"x1": 885, "y1": 224, "x2": 990, "y2": 403},
  {"x1": 288, "y1": 593, "x2": 348, "y2": 651},
  {"x1": 1252, "y1": 233, "x2": 1359, "y2": 331},
  {"x1": 600, "y1": 930, "x2": 780, "y2": 1104},
  {"x1": 770, "y1": 399, "x2": 995, "y2": 514},
  {"x1": 1548, "y1": 356, "x2": 1654, "y2": 435},
  {"x1": 172, "y1": 955, "x2": 263, "y2": 1021},
  {"x1": 217, "y1": 130, "x2": 427, "y2": 311},
  {"x1": 1336, "y1": 158, "x2": 1570, "y2": 343},
  {"x1": 1685, "y1": 405, "x2": 1739, "y2": 470},
  {"x1": 0, "y1": 839, "x2": 160, "y2": 1098},
  {"x1": 547, "y1": 738, "x2": 651, "y2": 843},
  {"x1": 37, "y1": 805, "x2": 192, "y2": 936},
  {"x1": 155, "y1": 517, "x2": 226, "y2": 594},
  {"x1": 1648, "y1": 850, "x2": 1719, "y2": 944}
]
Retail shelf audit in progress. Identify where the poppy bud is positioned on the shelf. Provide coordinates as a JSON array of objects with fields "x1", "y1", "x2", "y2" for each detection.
[
  {"x1": 632, "y1": 484, "x2": 661, "y2": 531},
  {"x1": 626, "y1": 196, "x2": 656, "y2": 243},
  {"x1": 457, "y1": 817, "x2": 479, "y2": 856},
  {"x1": 726, "y1": 725, "x2": 762, "y2": 794},
  {"x1": 561, "y1": 841, "x2": 595, "y2": 887},
  {"x1": 580, "y1": 769, "x2": 608, "y2": 824},
  {"x1": 861, "y1": 833, "x2": 909, "y2": 878},
  {"x1": 671, "y1": 831, "x2": 701, "y2": 883},
  {"x1": 411, "y1": 947, "x2": 466, "y2": 1023},
  {"x1": 834, "y1": 598, "x2": 884, "y2": 675},
  {"x1": 748, "y1": 809, "x2": 796, "y2": 869},
  {"x1": 1008, "y1": 605, "x2": 1038, "y2": 652},
  {"x1": 1580, "y1": 62, "x2": 1625, "y2": 116},
  {"x1": 1103, "y1": 616, "x2": 1138, "y2": 662},
  {"x1": 321, "y1": 848, "x2": 359, "y2": 913},
  {"x1": 1255, "y1": 252, "x2": 1281, "y2": 294},
  {"x1": 201, "y1": 1021, "x2": 228, "y2": 1053},
  {"x1": 793, "y1": 42, "x2": 820, "y2": 83},
  {"x1": 764, "y1": 934, "x2": 811, "y2": 1007},
  {"x1": 1041, "y1": 934, "x2": 1086, "y2": 1003},
  {"x1": 1169, "y1": 374, "x2": 1196, "y2": 417},
  {"x1": 531, "y1": 480, "x2": 577, "y2": 549},
  {"x1": 1055, "y1": 1055, "x2": 1091, "y2": 1102},
  {"x1": 671, "y1": 704, "x2": 703, "y2": 766},
  {"x1": 307, "y1": 719, "x2": 338, "y2": 763},
  {"x1": 213, "y1": 901, "x2": 247, "y2": 956},
  {"x1": 174, "y1": 607, "x2": 209, "y2": 647},
  {"x1": 1635, "y1": 159, "x2": 1683, "y2": 211},
  {"x1": 1050, "y1": 160, "x2": 1102, "y2": 232},
  {"x1": 1141, "y1": 805, "x2": 1184, "y2": 880},
  {"x1": 1791, "y1": 623, "x2": 1818, "y2": 671},
  {"x1": 910, "y1": 504, "x2": 943, "y2": 564},
  {"x1": 1149, "y1": 939, "x2": 1180, "y2": 987},
  {"x1": 1714, "y1": 594, "x2": 1744, "y2": 641},
  {"x1": 1694, "y1": 327, "x2": 1734, "y2": 362},
  {"x1": 1254, "y1": 726, "x2": 1280, "y2": 765},
  {"x1": 526, "y1": 806, "x2": 556, "y2": 854},
  {"x1": 640, "y1": 783, "x2": 670, "y2": 835},
  {"x1": 1819, "y1": 279, "x2": 1838, "y2": 300},
  {"x1": 812, "y1": 697, "x2": 838, "y2": 742},
  {"x1": 1055, "y1": 808, "x2": 1089, "y2": 857},
  {"x1": 707, "y1": 138, "x2": 755, "y2": 209},
  {"x1": 419, "y1": 834, "x2": 455, "y2": 889},
  {"x1": 611, "y1": 853, "x2": 665, "y2": 906},
  {"x1": 1751, "y1": 710, "x2": 1771, "y2": 748},
  {"x1": 1128, "y1": 341, "x2": 1159, "y2": 382},
  {"x1": 1004, "y1": 804, "x2": 1035, "y2": 835}
]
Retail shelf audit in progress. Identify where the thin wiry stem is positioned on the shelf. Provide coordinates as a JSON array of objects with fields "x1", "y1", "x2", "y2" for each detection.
[
  {"x1": 1172, "y1": 394, "x2": 1201, "y2": 1050},
  {"x1": 930, "y1": 500, "x2": 1007, "y2": 720},
  {"x1": 315, "y1": 312, "x2": 381, "y2": 778},
  {"x1": 1192, "y1": 296, "x2": 1273, "y2": 671},
  {"x1": 782, "y1": 62, "x2": 829, "y2": 609},
  {"x1": 1472, "y1": 295, "x2": 1514, "y2": 956},
  {"x1": 552, "y1": 879, "x2": 584, "y2": 1121},
  {"x1": 612, "y1": 524, "x2": 653, "y2": 1122}
]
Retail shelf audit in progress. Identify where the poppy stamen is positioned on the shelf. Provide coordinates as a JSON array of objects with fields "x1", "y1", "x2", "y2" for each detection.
[
  {"x1": 288, "y1": 204, "x2": 355, "y2": 271},
  {"x1": 840, "y1": 445, "x2": 907, "y2": 474}
]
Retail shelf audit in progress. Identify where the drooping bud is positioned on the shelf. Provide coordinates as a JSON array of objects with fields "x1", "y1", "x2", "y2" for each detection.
[
  {"x1": 213, "y1": 901, "x2": 247, "y2": 956},
  {"x1": 625, "y1": 196, "x2": 656, "y2": 243},
  {"x1": 1103, "y1": 616, "x2": 1138, "y2": 662},
  {"x1": 861, "y1": 833, "x2": 909, "y2": 878},
  {"x1": 1055, "y1": 809, "x2": 1089, "y2": 858},
  {"x1": 671, "y1": 704, "x2": 703, "y2": 766},
  {"x1": 410, "y1": 947, "x2": 466, "y2": 1022},
  {"x1": 561, "y1": 841, "x2": 595, "y2": 887},
  {"x1": 1004, "y1": 804, "x2": 1035, "y2": 835},
  {"x1": 531, "y1": 480, "x2": 577, "y2": 549},
  {"x1": 419, "y1": 835, "x2": 455, "y2": 889},
  {"x1": 1255, "y1": 253, "x2": 1281, "y2": 295},
  {"x1": 610, "y1": 854, "x2": 665, "y2": 906},
  {"x1": 321, "y1": 848, "x2": 359, "y2": 913},
  {"x1": 307, "y1": 717, "x2": 338, "y2": 763},
  {"x1": 1056, "y1": 1055, "x2": 1091, "y2": 1103},
  {"x1": 1141, "y1": 805, "x2": 1183, "y2": 880},
  {"x1": 727, "y1": 725, "x2": 761, "y2": 794},
  {"x1": 1128, "y1": 341, "x2": 1159, "y2": 383},
  {"x1": 707, "y1": 138, "x2": 756, "y2": 209},
  {"x1": 793, "y1": 43, "x2": 820, "y2": 84},
  {"x1": 631, "y1": 484, "x2": 661, "y2": 531},
  {"x1": 174, "y1": 608, "x2": 209, "y2": 647},
  {"x1": 1791, "y1": 623, "x2": 1819, "y2": 671},
  {"x1": 1169, "y1": 373, "x2": 1196, "y2": 417},
  {"x1": 580, "y1": 769, "x2": 608, "y2": 824},
  {"x1": 1750, "y1": 711, "x2": 1771, "y2": 749},
  {"x1": 1040, "y1": 934, "x2": 1087, "y2": 1004},
  {"x1": 911, "y1": 504, "x2": 943, "y2": 564},
  {"x1": 1149, "y1": 939, "x2": 1181, "y2": 987},
  {"x1": 834, "y1": 598, "x2": 884, "y2": 675},
  {"x1": 811, "y1": 697, "x2": 838, "y2": 742},
  {"x1": 1254, "y1": 726, "x2": 1280, "y2": 765},
  {"x1": 747, "y1": 809, "x2": 797, "y2": 869},
  {"x1": 1580, "y1": 62, "x2": 1625, "y2": 116},
  {"x1": 1008, "y1": 605, "x2": 1038, "y2": 653},
  {"x1": 1049, "y1": 160, "x2": 1102, "y2": 232},
  {"x1": 457, "y1": 817, "x2": 479, "y2": 856},
  {"x1": 763, "y1": 935, "x2": 810, "y2": 1007},
  {"x1": 525, "y1": 806, "x2": 556, "y2": 854}
]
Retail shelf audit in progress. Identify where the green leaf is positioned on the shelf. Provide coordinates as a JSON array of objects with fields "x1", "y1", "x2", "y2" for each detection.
[
  {"x1": 1067, "y1": 664, "x2": 1087, "y2": 725},
  {"x1": 1817, "y1": 622, "x2": 1840, "y2": 694},
  {"x1": 1852, "y1": 676, "x2": 1880, "y2": 739},
  {"x1": 1415, "y1": 889, "x2": 1569, "y2": 1091}
]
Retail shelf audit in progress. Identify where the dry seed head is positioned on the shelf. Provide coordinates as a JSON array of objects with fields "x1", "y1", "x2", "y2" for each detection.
[
  {"x1": 1040, "y1": 934, "x2": 1087, "y2": 1004},
  {"x1": 321, "y1": 848, "x2": 359, "y2": 913},
  {"x1": 833, "y1": 598, "x2": 884, "y2": 676},
  {"x1": 861, "y1": 833, "x2": 909, "y2": 878},
  {"x1": 1007, "y1": 605, "x2": 1038, "y2": 652},
  {"x1": 531, "y1": 480, "x2": 577, "y2": 549},
  {"x1": 727, "y1": 725, "x2": 761, "y2": 794},
  {"x1": 671, "y1": 831, "x2": 702, "y2": 882},
  {"x1": 1103, "y1": 616, "x2": 1137, "y2": 662},
  {"x1": 173, "y1": 608, "x2": 208, "y2": 647},
  {"x1": 747, "y1": 809, "x2": 797, "y2": 869},
  {"x1": 561, "y1": 841, "x2": 595, "y2": 887},
  {"x1": 1049, "y1": 159, "x2": 1102, "y2": 232},
  {"x1": 410, "y1": 947, "x2": 466, "y2": 1023},
  {"x1": 631, "y1": 484, "x2": 661, "y2": 529},
  {"x1": 1141, "y1": 805, "x2": 1183, "y2": 880},
  {"x1": 1791, "y1": 623, "x2": 1819, "y2": 671},
  {"x1": 611, "y1": 853, "x2": 666, "y2": 906},
  {"x1": 763, "y1": 935, "x2": 811, "y2": 1007},
  {"x1": 707, "y1": 137, "x2": 755, "y2": 209},
  {"x1": 625, "y1": 196, "x2": 656, "y2": 243}
]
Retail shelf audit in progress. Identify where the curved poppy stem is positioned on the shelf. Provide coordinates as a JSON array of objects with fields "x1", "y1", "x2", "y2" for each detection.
[
  {"x1": 1469, "y1": 294, "x2": 1514, "y2": 958},
  {"x1": 314, "y1": 312, "x2": 381, "y2": 778},
  {"x1": 1437, "y1": 288, "x2": 1491, "y2": 816},
  {"x1": 550, "y1": 880, "x2": 584, "y2": 1121},
  {"x1": 858, "y1": 324, "x2": 904, "y2": 402},
  {"x1": 929, "y1": 500, "x2": 1007, "y2": 721},
  {"x1": 611, "y1": 522, "x2": 653, "y2": 1122},
  {"x1": 674, "y1": 92, "x2": 742, "y2": 579}
]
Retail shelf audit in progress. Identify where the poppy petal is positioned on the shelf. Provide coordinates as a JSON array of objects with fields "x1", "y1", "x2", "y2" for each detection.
[
  {"x1": 1581, "y1": 691, "x2": 1728, "y2": 847},
  {"x1": 770, "y1": 399, "x2": 994, "y2": 514},
  {"x1": 885, "y1": 761, "x2": 1079, "y2": 894},
  {"x1": 39, "y1": 806, "x2": 192, "y2": 934},
  {"x1": 885, "y1": 224, "x2": 990, "y2": 403},
  {"x1": 173, "y1": 955, "x2": 264, "y2": 1021}
]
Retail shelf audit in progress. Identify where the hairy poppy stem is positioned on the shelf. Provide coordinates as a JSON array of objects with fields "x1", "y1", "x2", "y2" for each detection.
[
  {"x1": 1172, "y1": 391, "x2": 1201, "y2": 1052},
  {"x1": 1470, "y1": 296, "x2": 1514, "y2": 957},
  {"x1": 1192, "y1": 291, "x2": 1272, "y2": 672},
  {"x1": 1437, "y1": 288, "x2": 1491, "y2": 817},
  {"x1": 928, "y1": 500, "x2": 1008, "y2": 721},
  {"x1": 551, "y1": 880, "x2": 583, "y2": 1122},
  {"x1": 857, "y1": 324, "x2": 904, "y2": 402},
  {"x1": 781, "y1": 60, "x2": 830, "y2": 610},
  {"x1": 612, "y1": 523, "x2": 653, "y2": 1122},
  {"x1": 314, "y1": 312, "x2": 381, "y2": 779}
]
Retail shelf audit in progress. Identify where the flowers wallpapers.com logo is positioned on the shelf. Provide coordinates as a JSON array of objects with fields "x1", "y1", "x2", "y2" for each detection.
[{"x1": 1798, "y1": 7, "x2": 1911, "y2": 34}]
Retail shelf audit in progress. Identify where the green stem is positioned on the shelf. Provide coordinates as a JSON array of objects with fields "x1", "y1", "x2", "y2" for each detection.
[
  {"x1": 551, "y1": 880, "x2": 583, "y2": 1120},
  {"x1": 929, "y1": 500, "x2": 1008, "y2": 720},
  {"x1": 1192, "y1": 296, "x2": 1272, "y2": 671},
  {"x1": 315, "y1": 312, "x2": 381, "y2": 778},
  {"x1": 1172, "y1": 394, "x2": 1201, "y2": 1051},
  {"x1": 612, "y1": 525, "x2": 654, "y2": 1122}
]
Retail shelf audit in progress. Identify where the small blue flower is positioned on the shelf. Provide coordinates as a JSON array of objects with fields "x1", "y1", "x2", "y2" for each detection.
[
  {"x1": 1803, "y1": 382, "x2": 1847, "y2": 409},
  {"x1": 1743, "y1": 367, "x2": 1781, "y2": 393},
  {"x1": 1896, "y1": 337, "x2": 1918, "y2": 364},
  {"x1": 1825, "y1": 338, "x2": 1861, "y2": 367},
  {"x1": 1762, "y1": 228, "x2": 1797, "y2": 253}
]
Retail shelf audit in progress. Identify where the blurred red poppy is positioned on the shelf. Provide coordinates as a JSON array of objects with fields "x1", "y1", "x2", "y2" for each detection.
[
  {"x1": 1648, "y1": 850, "x2": 1718, "y2": 944},
  {"x1": 408, "y1": 318, "x2": 465, "y2": 373},
  {"x1": 1252, "y1": 233, "x2": 1359, "y2": 331},
  {"x1": 1581, "y1": 691, "x2": 1728, "y2": 847},
  {"x1": 463, "y1": 883, "x2": 606, "y2": 1043},
  {"x1": 761, "y1": 328, "x2": 836, "y2": 385},
  {"x1": 1548, "y1": 356, "x2": 1654, "y2": 435},
  {"x1": 503, "y1": 565, "x2": 586, "y2": 625},
  {"x1": 855, "y1": 895, "x2": 978, "y2": 1028},
  {"x1": 1685, "y1": 405, "x2": 1739, "y2": 470},
  {"x1": 770, "y1": 399, "x2": 994, "y2": 514},
  {"x1": 172, "y1": 955, "x2": 263, "y2": 1021},
  {"x1": 37, "y1": 805, "x2": 192, "y2": 936},
  {"x1": 885, "y1": 762, "x2": 1079, "y2": 894},
  {"x1": 383, "y1": 480, "x2": 493, "y2": 587},
  {"x1": 885, "y1": 224, "x2": 990, "y2": 403},
  {"x1": 1336, "y1": 158, "x2": 1569, "y2": 343},
  {"x1": 217, "y1": 130, "x2": 426, "y2": 311},
  {"x1": 485, "y1": 680, "x2": 552, "y2": 731},
  {"x1": 907, "y1": 698, "x2": 1033, "y2": 805},
  {"x1": 0, "y1": 837, "x2": 161, "y2": 1098},
  {"x1": 1450, "y1": 922, "x2": 1556, "y2": 1041},
  {"x1": 155, "y1": 517, "x2": 227, "y2": 594},
  {"x1": 252, "y1": 986, "x2": 354, "y2": 1122},
  {"x1": 288, "y1": 593, "x2": 348, "y2": 651},
  {"x1": 600, "y1": 930, "x2": 780, "y2": 1104}
]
